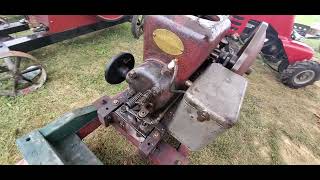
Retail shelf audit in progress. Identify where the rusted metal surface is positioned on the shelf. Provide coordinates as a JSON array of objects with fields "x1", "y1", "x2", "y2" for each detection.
[
  {"x1": 95, "y1": 90, "x2": 188, "y2": 165},
  {"x1": 126, "y1": 60, "x2": 173, "y2": 111},
  {"x1": 167, "y1": 63, "x2": 248, "y2": 151},
  {"x1": 232, "y1": 22, "x2": 268, "y2": 75},
  {"x1": 16, "y1": 15, "x2": 266, "y2": 165},
  {"x1": 139, "y1": 128, "x2": 162, "y2": 156},
  {"x1": 143, "y1": 15, "x2": 231, "y2": 86},
  {"x1": 96, "y1": 89, "x2": 133, "y2": 126},
  {"x1": 149, "y1": 143, "x2": 188, "y2": 165},
  {"x1": 0, "y1": 50, "x2": 47, "y2": 96},
  {"x1": 77, "y1": 118, "x2": 101, "y2": 139}
]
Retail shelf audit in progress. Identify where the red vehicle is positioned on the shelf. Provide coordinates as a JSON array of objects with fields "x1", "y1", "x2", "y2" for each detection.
[
  {"x1": 0, "y1": 15, "x2": 143, "y2": 96},
  {"x1": 229, "y1": 15, "x2": 320, "y2": 88}
]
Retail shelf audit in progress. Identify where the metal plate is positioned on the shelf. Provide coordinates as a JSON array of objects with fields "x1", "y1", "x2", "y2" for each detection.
[
  {"x1": 153, "y1": 28, "x2": 184, "y2": 56},
  {"x1": 167, "y1": 63, "x2": 248, "y2": 151}
]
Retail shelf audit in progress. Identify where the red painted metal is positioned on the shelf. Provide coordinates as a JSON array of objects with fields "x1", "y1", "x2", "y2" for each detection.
[
  {"x1": 77, "y1": 118, "x2": 101, "y2": 139},
  {"x1": 280, "y1": 37, "x2": 314, "y2": 63},
  {"x1": 28, "y1": 15, "x2": 125, "y2": 34},
  {"x1": 229, "y1": 15, "x2": 295, "y2": 38},
  {"x1": 93, "y1": 93, "x2": 189, "y2": 165},
  {"x1": 143, "y1": 15, "x2": 230, "y2": 86},
  {"x1": 112, "y1": 122, "x2": 189, "y2": 165},
  {"x1": 229, "y1": 15, "x2": 315, "y2": 63},
  {"x1": 97, "y1": 15, "x2": 124, "y2": 21},
  {"x1": 149, "y1": 143, "x2": 189, "y2": 165}
]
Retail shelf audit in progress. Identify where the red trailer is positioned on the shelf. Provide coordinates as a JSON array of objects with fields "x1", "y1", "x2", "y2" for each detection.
[{"x1": 0, "y1": 15, "x2": 143, "y2": 96}]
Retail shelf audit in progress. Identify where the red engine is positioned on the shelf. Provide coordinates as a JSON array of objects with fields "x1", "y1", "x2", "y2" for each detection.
[{"x1": 143, "y1": 15, "x2": 231, "y2": 85}]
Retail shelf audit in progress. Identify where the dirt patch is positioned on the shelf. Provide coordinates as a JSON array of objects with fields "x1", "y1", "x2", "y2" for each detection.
[
  {"x1": 279, "y1": 135, "x2": 320, "y2": 164},
  {"x1": 259, "y1": 146, "x2": 271, "y2": 162},
  {"x1": 253, "y1": 139, "x2": 271, "y2": 162}
]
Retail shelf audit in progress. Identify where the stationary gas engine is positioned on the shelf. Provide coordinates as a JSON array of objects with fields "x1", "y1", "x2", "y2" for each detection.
[
  {"x1": 17, "y1": 15, "x2": 268, "y2": 165},
  {"x1": 96, "y1": 15, "x2": 268, "y2": 163}
]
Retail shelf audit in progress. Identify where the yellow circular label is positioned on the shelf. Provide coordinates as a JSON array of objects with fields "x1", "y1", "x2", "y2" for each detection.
[{"x1": 153, "y1": 29, "x2": 184, "y2": 56}]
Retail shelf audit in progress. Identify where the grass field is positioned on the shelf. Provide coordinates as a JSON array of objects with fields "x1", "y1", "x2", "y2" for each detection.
[{"x1": 0, "y1": 16, "x2": 320, "y2": 165}]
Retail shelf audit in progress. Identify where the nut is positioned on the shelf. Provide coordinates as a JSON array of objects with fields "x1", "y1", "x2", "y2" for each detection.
[
  {"x1": 185, "y1": 80, "x2": 193, "y2": 87},
  {"x1": 113, "y1": 99, "x2": 119, "y2": 105},
  {"x1": 120, "y1": 106, "x2": 126, "y2": 113},
  {"x1": 197, "y1": 110, "x2": 210, "y2": 122},
  {"x1": 153, "y1": 131, "x2": 160, "y2": 138},
  {"x1": 128, "y1": 71, "x2": 137, "y2": 79}
]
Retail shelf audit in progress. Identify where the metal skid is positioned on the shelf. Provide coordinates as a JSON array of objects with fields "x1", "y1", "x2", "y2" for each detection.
[{"x1": 17, "y1": 94, "x2": 189, "y2": 165}]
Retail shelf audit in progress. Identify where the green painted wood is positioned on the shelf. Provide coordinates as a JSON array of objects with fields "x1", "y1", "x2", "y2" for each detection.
[
  {"x1": 16, "y1": 131, "x2": 103, "y2": 165},
  {"x1": 53, "y1": 134, "x2": 103, "y2": 165},
  {"x1": 16, "y1": 105, "x2": 104, "y2": 164},
  {"x1": 39, "y1": 105, "x2": 97, "y2": 142},
  {"x1": 16, "y1": 131, "x2": 66, "y2": 165}
]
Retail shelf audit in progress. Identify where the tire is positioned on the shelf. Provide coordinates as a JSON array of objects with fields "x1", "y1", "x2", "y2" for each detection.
[
  {"x1": 131, "y1": 15, "x2": 144, "y2": 39},
  {"x1": 280, "y1": 60, "x2": 320, "y2": 88},
  {"x1": 278, "y1": 60, "x2": 289, "y2": 73}
]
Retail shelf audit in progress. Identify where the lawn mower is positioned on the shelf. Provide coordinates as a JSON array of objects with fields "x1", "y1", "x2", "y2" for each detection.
[
  {"x1": 16, "y1": 15, "x2": 268, "y2": 165},
  {"x1": 0, "y1": 15, "x2": 143, "y2": 96},
  {"x1": 228, "y1": 15, "x2": 320, "y2": 88}
]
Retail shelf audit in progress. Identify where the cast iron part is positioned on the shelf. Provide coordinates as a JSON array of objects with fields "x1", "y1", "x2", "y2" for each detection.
[{"x1": 105, "y1": 52, "x2": 135, "y2": 84}]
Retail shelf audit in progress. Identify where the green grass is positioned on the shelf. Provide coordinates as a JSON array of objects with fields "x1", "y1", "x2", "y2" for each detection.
[
  {"x1": 1, "y1": 16, "x2": 320, "y2": 165},
  {"x1": 295, "y1": 15, "x2": 320, "y2": 26},
  {"x1": 295, "y1": 15, "x2": 320, "y2": 57}
]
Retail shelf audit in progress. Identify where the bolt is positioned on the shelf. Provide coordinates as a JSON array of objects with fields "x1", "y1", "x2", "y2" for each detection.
[
  {"x1": 120, "y1": 106, "x2": 126, "y2": 113},
  {"x1": 128, "y1": 71, "x2": 137, "y2": 79},
  {"x1": 197, "y1": 110, "x2": 210, "y2": 122},
  {"x1": 153, "y1": 131, "x2": 160, "y2": 138},
  {"x1": 113, "y1": 99, "x2": 119, "y2": 105},
  {"x1": 102, "y1": 100, "x2": 108, "y2": 105},
  {"x1": 185, "y1": 80, "x2": 193, "y2": 87},
  {"x1": 105, "y1": 115, "x2": 112, "y2": 121}
]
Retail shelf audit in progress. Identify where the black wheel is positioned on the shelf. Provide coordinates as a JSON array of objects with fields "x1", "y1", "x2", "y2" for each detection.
[
  {"x1": 280, "y1": 60, "x2": 320, "y2": 88},
  {"x1": 131, "y1": 15, "x2": 144, "y2": 39},
  {"x1": 105, "y1": 52, "x2": 135, "y2": 84},
  {"x1": 278, "y1": 60, "x2": 289, "y2": 73}
]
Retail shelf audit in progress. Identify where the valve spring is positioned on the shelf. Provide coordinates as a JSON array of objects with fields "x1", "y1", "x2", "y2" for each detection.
[
  {"x1": 126, "y1": 92, "x2": 143, "y2": 108},
  {"x1": 138, "y1": 90, "x2": 153, "y2": 105}
]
